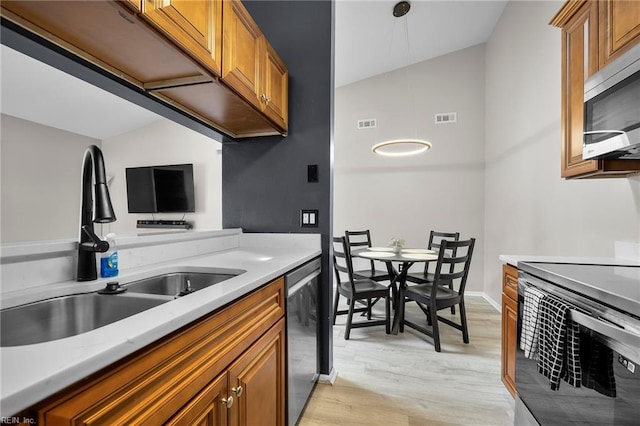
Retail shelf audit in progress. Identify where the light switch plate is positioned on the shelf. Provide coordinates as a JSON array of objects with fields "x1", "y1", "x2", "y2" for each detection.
[{"x1": 301, "y1": 209, "x2": 318, "y2": 227}]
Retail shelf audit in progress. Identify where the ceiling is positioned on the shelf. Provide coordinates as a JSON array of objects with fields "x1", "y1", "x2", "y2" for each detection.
[
  {"x1": 0, "y1": 44, "x2": 162, "y2": 140},
  {"x1": 335, "y1": 0, "x2": 507, "y2": 87},
  {"x1": 0, "y1": 0, "x2": 507, "y2": 139}
]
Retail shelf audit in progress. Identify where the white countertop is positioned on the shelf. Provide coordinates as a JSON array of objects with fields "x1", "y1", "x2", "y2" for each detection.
[
  {"x1": 0, "y1": 237, "x2": 320, "y2": 416},
  {"x1": 499, "y1": 254, "x2": 640, "y2": 268}
]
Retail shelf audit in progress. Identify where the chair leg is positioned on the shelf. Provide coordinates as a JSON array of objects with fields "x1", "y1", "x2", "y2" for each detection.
[
  {"x1": 385, "y1": 294, "x2": 391, "y2": 334},
  {"x1": 449, "y1": 282, "x2": 456, "y2": 314},
  {"x1": 332, "y1": 288, "x2": 340, "y2": 325},
  {"x1": 425, "y1": 306, "x2": 432, "y2": 326},
  {"x1": 430, "y1": 305, "x2": 441, "y2": 352},
  {"x1": 399, "y1": 294, "x2": 405, "y2": 333},
  {"x1": 366, "y1": 298, "x2": 372, "y2": 320},
  {"x1": 345, "y1": 296, "x2": 356, "y2": 340},
  {"x1": 459, "y1": 300, "x2": 470, "y2": 344},
  {"x1": 390, "y1": 285, "x2": 397, "y2": 311}
]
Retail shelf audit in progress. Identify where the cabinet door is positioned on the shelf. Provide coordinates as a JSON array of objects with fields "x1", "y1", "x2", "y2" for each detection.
[
  {"x1": 142, "y1": 0, "x2": 222, "y2": 76},
  {"x1": 222, "y1": 0, "x2": 262, "y2": 110},
  {"x1": 228, "y1": 319, "x2": 286, "y2": 426},
  {"x1": 261, "y1": 37, "x2": 289, "y2": 132},
  {"x1": 166, "y1": 374, "x2": 229, "y2": 426},
  {"x1": 501, "y1": 264, "x2": 518, "y2": 397},
  {"x1": 501, "y1": 293, "x2": 518, "y2": 398},
  {"x1": 560, "y1": 1, "x2": 600, "y2": 178},
  {"x1": 501, "y1": 294, "x2": 518, "y2": 397},
  {"x1": 599, "y1": 0, "x2": 640, "y2": 67},
  {"x1": 123, "y1": 0, "x2": 142, "y2": 13}
]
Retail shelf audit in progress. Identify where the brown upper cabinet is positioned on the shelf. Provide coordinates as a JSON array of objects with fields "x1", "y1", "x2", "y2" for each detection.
[
  {"x1": 141, "y1": 0, "x2": 223, "y2": 78},
  {"x1": 599, "y1": 0, "x2": 640, "y2": 68},
  {"x1": 0, "y1": 0, "x2": 288, "y2": 138},
  {"x1": 222, "y1": 0, "x2": 288, "y2": 131},
  {"x1": 551, "y1": 0, "x2": 640, "y2": 179},
  {"x1": 262, "y1": 37, "x2": 289, "y2": 131}
]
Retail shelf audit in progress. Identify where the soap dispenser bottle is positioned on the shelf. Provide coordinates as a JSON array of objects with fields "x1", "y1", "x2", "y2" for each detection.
[{"x1": 100, "y1": 233, "x2": 119, "y2": 278}]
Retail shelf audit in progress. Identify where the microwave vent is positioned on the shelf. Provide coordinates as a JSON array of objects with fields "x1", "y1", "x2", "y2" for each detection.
[
  {"x1": 357, "y1": 118, "x2": 377, "y2": 129},
  {"x1": 435, "y1": 112, "x2": 457, "y2": 124}
]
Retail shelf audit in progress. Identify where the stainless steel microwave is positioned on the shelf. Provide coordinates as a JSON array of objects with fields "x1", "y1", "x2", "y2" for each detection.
[{"x1": 583, "y1": 43, "x2": 640, "y2": 160}]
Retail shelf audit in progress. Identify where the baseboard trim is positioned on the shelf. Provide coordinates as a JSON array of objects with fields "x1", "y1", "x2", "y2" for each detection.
[
  {"x1": 467, "y1": 291, "x2": 501, "y2": 313},
  {"x1": 317, "y1": 367, "x2": 337, "y2": 385}
]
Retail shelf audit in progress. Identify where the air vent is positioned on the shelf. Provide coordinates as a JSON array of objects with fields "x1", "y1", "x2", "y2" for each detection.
[
  {"x1": 435, "y1": 112, "x2": 457, "y2": 124},
  {"x1": 357, "y1": 119, "x2": 377, "y2": 129}
]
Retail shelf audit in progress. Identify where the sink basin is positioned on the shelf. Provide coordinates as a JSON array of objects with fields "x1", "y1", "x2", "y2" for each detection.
[
  {"x1": 125, "y1": 269, "x2": 244, "y2": 296},
  {"x1": 0, "y1": 293, "x2": 169, "y2": 347},
  {"x1": 1, "y1": 269, "x2": 245, "y2": 347}
]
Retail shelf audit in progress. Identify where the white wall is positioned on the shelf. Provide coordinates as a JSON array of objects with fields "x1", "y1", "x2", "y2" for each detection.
[
  {"x1": 334, "y1": 45, "x2": 486, "y2": 292},
  {"x1": 101, "y1": 119, "x2": 223, "y2": 235},
  {"x1": 484, "y1": 1, "x2": 640, "y2": 303},
  {"x1": 0, "y1": 114, "x2": 100, "y2": 243}
]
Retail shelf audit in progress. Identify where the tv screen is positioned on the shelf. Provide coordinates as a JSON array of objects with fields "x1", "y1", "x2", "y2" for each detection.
[{"x1": 126, "y1": 164, "x2": 195, "y2": 213}]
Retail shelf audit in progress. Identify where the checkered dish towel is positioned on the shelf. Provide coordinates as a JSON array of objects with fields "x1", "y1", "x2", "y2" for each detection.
[
  {"x1": 520, "y1": 285, "x2": 546, "y2": 359},
  {"x1": 536, "y1": 295, "x2": 582, "y2": 390}
]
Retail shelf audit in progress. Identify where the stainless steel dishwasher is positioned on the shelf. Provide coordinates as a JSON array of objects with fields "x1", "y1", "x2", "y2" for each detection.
[{"x1": 285, "y1": 257, "x2": 321, "y2": 426}]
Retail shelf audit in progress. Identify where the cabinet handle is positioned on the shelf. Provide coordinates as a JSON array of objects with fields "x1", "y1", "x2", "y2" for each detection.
[
  {"x1": 222, "y1": 395, "x2": 234, "y2": 408},
  {"x1": 266, "y1": 96, "x2": 271, "y2": 104},
  {"x1": 260, "y1": 93, "x2": 267, "y2": 102},
  {"x1": 232, "y1": 385, "x2": 244, "y2": 397}
]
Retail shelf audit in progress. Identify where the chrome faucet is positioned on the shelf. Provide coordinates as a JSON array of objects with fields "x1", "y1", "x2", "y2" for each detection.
[{"x1": 77, "y1": 145, "x2": 116, "y2": 281}]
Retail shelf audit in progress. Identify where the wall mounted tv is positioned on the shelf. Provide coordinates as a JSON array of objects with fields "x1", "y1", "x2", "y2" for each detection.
[{"x1": 126, "y1": 164, "x2": 195, "y2": 213}]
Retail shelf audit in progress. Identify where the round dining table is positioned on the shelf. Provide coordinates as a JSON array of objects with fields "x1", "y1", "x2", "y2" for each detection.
[{"x1": 355, "y1": 247, "x2": 438, "y2": 334}]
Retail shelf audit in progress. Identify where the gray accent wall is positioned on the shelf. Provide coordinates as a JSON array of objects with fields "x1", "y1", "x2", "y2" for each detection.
[{"x1": 222, "y1": 1, "x2": 334, "y2": 375}]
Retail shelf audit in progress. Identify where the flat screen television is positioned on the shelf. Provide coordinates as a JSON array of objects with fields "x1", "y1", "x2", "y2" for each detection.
[{"x1": 126, "y1": 164, "x2": 195, "y2": 213}]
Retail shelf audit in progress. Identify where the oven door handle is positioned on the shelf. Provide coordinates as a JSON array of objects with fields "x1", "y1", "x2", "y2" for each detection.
[
  {"x1": 570, "y1": 309, "x2": 640, "y2": 349},
  {"x1": 288, "y1": 270, "x2": 320, "y2": 296}
]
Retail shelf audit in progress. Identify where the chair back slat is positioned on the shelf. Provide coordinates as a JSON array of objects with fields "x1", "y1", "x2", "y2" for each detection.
[
  {"x1": 423, "y1": 231, "x2": 460, "y2": 274},
  {"x1": 345, "y1": 229, "x2": 376, "y2": 272},
  {"x1": 431, "y1": 238, "x2": 475, "y2": 297},
  {"x1": 332, "y1": 236, "x2": 357, "y2": 293}
]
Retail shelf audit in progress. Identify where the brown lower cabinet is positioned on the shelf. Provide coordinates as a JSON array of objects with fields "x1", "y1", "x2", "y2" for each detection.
[
  {"x1": 28, "y1": 277, "x2": 286, "y2": 426},
  {"x1": 501, "y1": 264, "x2": 518, "y2": 397}
]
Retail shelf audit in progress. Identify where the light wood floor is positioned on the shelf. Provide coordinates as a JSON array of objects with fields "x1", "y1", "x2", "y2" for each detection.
[{"x1": 299, "y1": 296, "x2": 515, "y2": 426}]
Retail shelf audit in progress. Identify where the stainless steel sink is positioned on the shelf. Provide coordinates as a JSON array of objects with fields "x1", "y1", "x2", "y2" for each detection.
[
  {"x1": 125, "y1": 269, "x2": 244, "y2": 296},
  {"x1": 1, "y1": 269, "x2": 245, "y2": 347},
  {"x1": 0, "y1": 293, "x2": 169, "y2": 347}
]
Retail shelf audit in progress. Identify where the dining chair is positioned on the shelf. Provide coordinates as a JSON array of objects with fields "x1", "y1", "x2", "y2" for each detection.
[
  {"x1": 344, "y1": 230, "x2": 391, "y2": 282},
  {"x1": 400, "y1": 237, "x2": 475, "y2": 352},
  {"x1": 332, "y1": 236, "x2": 391, "y2": 340},
  {"x1": 406, "y1": 231, "x2": 460, "y2": 313}
]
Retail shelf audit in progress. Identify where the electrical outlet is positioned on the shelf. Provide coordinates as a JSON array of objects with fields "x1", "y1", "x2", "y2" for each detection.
[{"x1": 300, "y1": 209, "x2": 318, "y2": 227}]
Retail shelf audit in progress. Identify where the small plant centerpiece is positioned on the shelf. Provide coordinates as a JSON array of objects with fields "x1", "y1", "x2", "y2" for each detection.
[{"x1": 388, "y1": 237, "x2": 405, "y2": 253}]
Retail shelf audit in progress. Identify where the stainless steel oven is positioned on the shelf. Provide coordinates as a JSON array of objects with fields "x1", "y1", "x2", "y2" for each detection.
[{"x1": 515, "y1": 263, "x2": 640, "y2": 426}]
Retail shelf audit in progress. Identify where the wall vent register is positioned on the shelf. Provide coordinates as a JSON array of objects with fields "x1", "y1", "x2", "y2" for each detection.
[
  {"x1": 357, "y1": 119, "x2": 377, "y2": 129},
  {"x1": 435, "y1": 112, "x2": 457, "y2": 124}
]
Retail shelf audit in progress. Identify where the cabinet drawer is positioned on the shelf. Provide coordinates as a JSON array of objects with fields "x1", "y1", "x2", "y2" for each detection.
[
  {"x1": 34, "y1": 278, "x2": 285, "y2": 425},
  {"x1": 502, "y1": 264, "x2": 518, "y2": 301}
]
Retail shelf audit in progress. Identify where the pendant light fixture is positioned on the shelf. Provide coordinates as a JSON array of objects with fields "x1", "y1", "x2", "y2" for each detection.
[{"x1": 372, "y1": 1, "x2": 433, "y2": 157}]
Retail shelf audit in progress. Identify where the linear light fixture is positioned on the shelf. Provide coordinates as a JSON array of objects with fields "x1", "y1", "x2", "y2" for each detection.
[{"x1": 372, "y1": 139, "x2": 432, "y2": 157}]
